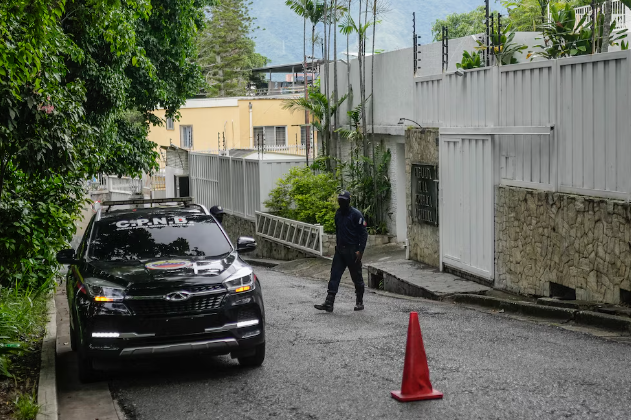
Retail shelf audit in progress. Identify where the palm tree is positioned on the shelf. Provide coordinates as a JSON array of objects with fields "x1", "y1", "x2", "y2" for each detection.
[
  {"x1": 283, "y1": 87, "x2": 348, "y2": 161},
  {"x1": 286, "y1": 0, "x2": 327, "y2": 83},
  {"x1": 339, "y1": 12, "x2": 373, "y2": 157}
]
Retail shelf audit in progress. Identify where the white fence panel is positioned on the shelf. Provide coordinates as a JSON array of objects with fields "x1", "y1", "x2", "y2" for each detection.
[
  {"x1": 440, "y1": 136, "x2": 494, "y2": 280},
  {"x1": 189, "y1": 152, "x2": 304, "y2": 219},
  {"x1": 189, "y1": 153, "x2": 220, "y2": 211},
  {"x1": 218, "y1": 157, "x2": 233, "y2": 212},
  {"x1": 259, "y1": 160, "x2": 305, "y2": 211},
  {"x1": 244, "y1": 160, "x2": 260, "y2": 216},
  {"x1": 442, "y1": 68, "x2": 496, "y2": 128},
  {"x1": 499, "y1": 62, "x2": 555, "y2": 186},
  {"x1": 420, "y1": 51, "x2": 631, "y2": 199},
  {"x1": 558, "y1": 52, "x2": 631, "y2": 199},
  {"x1": 415, "y1": 75, "x2": 443, "y2": 126}
]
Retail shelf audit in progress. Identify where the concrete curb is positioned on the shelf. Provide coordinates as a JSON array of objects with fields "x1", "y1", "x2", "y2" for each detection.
[
  {"x1": 36, "y1": 293, "x2": 58, "y2": 420},
  {"x1": 448, "y1": 294, "x2": 631, "y2": 332},
  {"x1": 243, "y1": 257, "x2": 283, "y2": 268}
]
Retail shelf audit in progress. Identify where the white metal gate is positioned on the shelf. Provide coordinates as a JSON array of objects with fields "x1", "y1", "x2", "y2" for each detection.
[
  {"x1": 255, "y1": 211, "x2": 323, "y2": 256},
  {"x1": 440, "y1": 135, "x2": 494, "y2": 280}
]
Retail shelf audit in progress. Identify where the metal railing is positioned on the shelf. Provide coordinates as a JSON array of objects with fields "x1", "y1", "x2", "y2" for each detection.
[
  {"x1": 197, "y1": 144, "x2": 317, "y2": 159},
  {"x1": 551, "y1": 1, "x2": 631, "y2": 30},
  {"x1": 255, "y1": 211, "x2": 323, "y2": 256},
  {"x1": 88, "y1": 175, "x2": 142, "y2": 195},
  {"x1": 248, "y1": 86, "x2": 307, "y2": 97},
  {"x1": 151, "y1": 174, "x2": 166, "y2": 191}
]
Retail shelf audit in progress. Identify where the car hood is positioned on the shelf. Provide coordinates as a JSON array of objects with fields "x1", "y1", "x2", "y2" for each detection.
[{"x1": 86, "y1": 253, "x2": 247, "y2": 293}]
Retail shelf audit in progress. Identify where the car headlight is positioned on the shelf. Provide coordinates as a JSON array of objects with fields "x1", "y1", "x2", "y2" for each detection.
[
  {"x1": 81, "y1": 278, "x2": 125, "y2": 302},
  {"x1": 223, "y1": 268, "x2": 255, "y2": 293}
]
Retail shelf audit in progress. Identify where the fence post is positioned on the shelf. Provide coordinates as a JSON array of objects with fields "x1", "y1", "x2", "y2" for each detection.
[
  {"x1": 627, "y1": 49, "x2": 631, "y2": 202},
  {"x1": 318, "y1": 224, "x2": 324, "y2": 255},
  {"x1": 243, "y1": 159, "x2": 248, "y2": 217},
  {"x1": 552, "y1": 59, "x2": 560, "y2": 192}
]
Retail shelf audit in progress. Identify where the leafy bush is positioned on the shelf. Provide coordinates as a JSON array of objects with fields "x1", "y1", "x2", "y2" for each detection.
[
  {"x1": 0, "y1": 169, "x2": 85, "y2": 290},
  {"x1": 264, "y1": 165, "x2": 339, "y2": 233},
  {"x1": 456, "y1": 51, "x2": 482, "y2": 70},
  {"x1": 530, "y1": 3, "x2": 628, "y2": 60}
]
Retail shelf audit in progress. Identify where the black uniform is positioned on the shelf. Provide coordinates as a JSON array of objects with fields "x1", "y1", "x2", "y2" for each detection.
[{"x1": 327, "y1": 206, "x2": 368, "y2": 295}]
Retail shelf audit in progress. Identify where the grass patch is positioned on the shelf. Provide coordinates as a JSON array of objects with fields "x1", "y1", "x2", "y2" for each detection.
[
  {"x1": 14, "y1": 391, "x2": 39, "y2": 420},
  {"x1": 0, "y1": 287, "x2": 50, "y2": 420}
]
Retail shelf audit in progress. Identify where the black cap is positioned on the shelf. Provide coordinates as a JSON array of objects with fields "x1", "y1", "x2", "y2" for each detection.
[
  {"x1": 337, "y1": 191, "x2": 351, "y2": 200},
  {"x1": 210, "y1": 205, "x2": 225, "y2": 215}
]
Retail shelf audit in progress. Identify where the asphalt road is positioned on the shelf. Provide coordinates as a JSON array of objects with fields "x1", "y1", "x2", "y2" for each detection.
[{"x1": 111, "y1": 268, "x2": 631, "y2": 420}]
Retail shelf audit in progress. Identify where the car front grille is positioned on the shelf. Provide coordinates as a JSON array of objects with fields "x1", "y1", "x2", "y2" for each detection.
[{"x1": 127, "y1": 294, "x2": 226, "y2": 317}]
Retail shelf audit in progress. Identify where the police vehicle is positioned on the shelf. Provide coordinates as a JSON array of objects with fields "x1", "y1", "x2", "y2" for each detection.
[{"x1": 57, "y1": 198, "x2": 265, "y2": 382}]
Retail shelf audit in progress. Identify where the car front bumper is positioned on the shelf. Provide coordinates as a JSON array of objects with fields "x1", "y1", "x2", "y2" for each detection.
[{"x1": 78, "y1": 292, "x2": 265, "y2": 359}]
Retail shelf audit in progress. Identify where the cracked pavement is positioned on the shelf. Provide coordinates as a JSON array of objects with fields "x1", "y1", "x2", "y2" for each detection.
[{"x1": 110, "y1": 268, "x2": 631, "y2": 420}]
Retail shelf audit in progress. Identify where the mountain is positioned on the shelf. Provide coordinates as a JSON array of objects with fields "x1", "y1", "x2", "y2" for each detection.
[{"x1": 249, "y1": 0, "x2": 505, "y2": 65}]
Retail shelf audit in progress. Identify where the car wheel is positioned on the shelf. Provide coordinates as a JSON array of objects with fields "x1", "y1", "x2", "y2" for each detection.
[
  {"x1": 238, "y1": 342, "x2": 265, "y2": 368},
  {"x1": 77, "y1": 348, "x2": 99, "y2": 383}
]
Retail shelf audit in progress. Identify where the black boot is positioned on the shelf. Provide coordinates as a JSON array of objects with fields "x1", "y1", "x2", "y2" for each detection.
[
  {"x1": 354, "y1": 288, "x2": 364, "y2": 311},
  {"x1": 314, "y1": 292, "x2": 335, "y2": 312}
]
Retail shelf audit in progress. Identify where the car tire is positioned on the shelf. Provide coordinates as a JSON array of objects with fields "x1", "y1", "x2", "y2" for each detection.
[
  {"x1": 238, "y1": 342, "x2": 265, "y2": 368},
  {"x1": 77, "y1": 348, "x2": 99, "y2": 383}
]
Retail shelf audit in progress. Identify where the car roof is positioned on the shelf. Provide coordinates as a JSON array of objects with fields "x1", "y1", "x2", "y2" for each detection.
[{"x1": 97, "y1": 205, "x2": 210, "y2": 222}]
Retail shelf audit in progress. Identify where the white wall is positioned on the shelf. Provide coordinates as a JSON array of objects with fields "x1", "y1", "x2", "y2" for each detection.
[
  {"x1": 165, "y1": 166, "x2": 185, "y2": 198},
  {"x1": 328, "y1": 33, "x2": 544, "y2": 134}
]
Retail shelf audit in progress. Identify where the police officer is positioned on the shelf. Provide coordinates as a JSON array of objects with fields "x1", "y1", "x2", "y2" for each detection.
[
  {"x1": 315, "y1": 191, "x2": 368, "y2": 312},
  {"x1": 210, "y1": 205, "x2": 225, "y2": 224}
]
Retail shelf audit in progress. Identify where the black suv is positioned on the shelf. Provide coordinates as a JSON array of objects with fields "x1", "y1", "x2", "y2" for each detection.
[{"x1": 57, "y1": 198, "x2": 265, "y2": 382}]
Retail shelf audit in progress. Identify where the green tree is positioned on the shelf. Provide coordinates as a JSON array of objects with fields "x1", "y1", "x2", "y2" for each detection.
[
  {"x1": 0, "y1": 0, "x2": 213, "y2": 289},
  {"x1": 198, "y1": 0, "x2": 268, "y2": 97},
  {"x1": 282, "y1": 82, "x2": 347, "y2": 159},
  {"x1": 431, "y1": 6, "x2": 501, "y2": 41}
]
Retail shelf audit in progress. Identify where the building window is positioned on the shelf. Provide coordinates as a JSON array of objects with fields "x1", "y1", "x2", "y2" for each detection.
[
  {"x1": 180, "y1": 125, "x2": 193, "y2": 149},
  {"x1": 300, "y1": 125, "x2": 315, "y2": 146},
  {"x1": 253, "y1": 126, "x2": 287, "y2": 147},
  {"x1": 253, "y1": 127, "x2": 264, "y2": 147},
  {"x1": 275, "y1": 126, "x2": 287, "y2": 146},
  {"x1": 166, "y1": 117, "x2": 174, "y2": 130}
]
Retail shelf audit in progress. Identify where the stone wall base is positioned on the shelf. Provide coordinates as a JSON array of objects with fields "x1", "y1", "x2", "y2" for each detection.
[
  {"x1": 405, "y1": 128, "x2": 441, "y2": 267},
  {"x1": 495, "y1": 186, "x2": 631, "y2": 304}
]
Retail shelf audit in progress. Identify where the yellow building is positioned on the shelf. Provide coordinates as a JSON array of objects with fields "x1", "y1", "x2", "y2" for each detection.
[{"x1": 149, "y1": 96, "x2": 313, "y2": 156}]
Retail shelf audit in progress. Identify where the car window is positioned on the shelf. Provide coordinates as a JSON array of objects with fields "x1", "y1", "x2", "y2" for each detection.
[
  {"x1": 89, "y1": 214, "x2": 232, "y2": 261},
  {"x1": 77, "y1": 215, "x2": 95, "y2": 259}
]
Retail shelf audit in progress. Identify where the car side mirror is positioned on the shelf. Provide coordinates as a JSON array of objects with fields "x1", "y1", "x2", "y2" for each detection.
[
  {"x1": 57, "y1": 249, "x2": 78, "y2": 265},
  {"x1": 236, "y1": 237, "x2": 257, "y2": 254}
]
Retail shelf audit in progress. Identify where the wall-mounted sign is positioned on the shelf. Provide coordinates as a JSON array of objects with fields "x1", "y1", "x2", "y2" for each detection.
[{"x1": 412, "y1": 163, "x2": 438, "y2": 226}]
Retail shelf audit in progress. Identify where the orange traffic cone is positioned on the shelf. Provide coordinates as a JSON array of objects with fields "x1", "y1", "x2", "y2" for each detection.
[{"x1": 391, "y1": 312, "x2": 443, "y2": 402}]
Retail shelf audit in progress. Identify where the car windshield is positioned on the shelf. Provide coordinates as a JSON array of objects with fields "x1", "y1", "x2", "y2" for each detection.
[{"x1": 89, "y1": 214, "x2": 232, "y2": 261}]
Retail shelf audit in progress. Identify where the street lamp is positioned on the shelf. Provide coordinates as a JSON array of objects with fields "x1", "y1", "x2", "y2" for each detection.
[{"x1": 398, "y1": 118, "x2": 425, "y2": 133}]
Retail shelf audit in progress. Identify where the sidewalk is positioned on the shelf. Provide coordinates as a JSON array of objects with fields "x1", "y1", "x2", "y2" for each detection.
[
  {"x1": 272, "y1": 242, "x2": 489, "y2": 298},
  {"x1": 56, "y1": 201, "x2": 123, "y2": 420},
  {"x1": 365, "y1": 259, "x2": 490, "y2": 299},
  {"x1": 271, "y1": 243, "x2": 631, "y2": 336}
]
